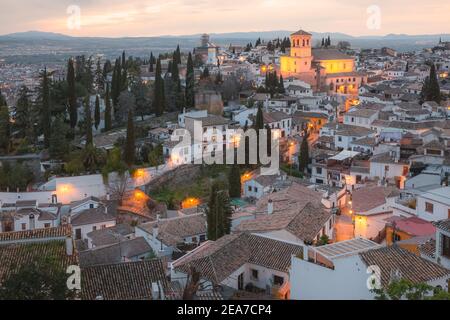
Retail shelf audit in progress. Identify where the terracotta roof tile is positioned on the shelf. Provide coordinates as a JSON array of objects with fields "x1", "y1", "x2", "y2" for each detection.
[{"x1": 359, "y1": 245, "x2": 449, "y2": 287}]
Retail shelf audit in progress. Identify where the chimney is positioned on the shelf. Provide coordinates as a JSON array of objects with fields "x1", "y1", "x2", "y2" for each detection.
[
  {"x1": 104, "y1": 205, "x2": 108, "y2": 214},
  {"x1": 152, "y1": 281, "x2": 165, "y2": 300},
  {"x1": 106, "y1": 193, "x2": 111, "y2": 201},
  {"x1": 303, "y1": 246, "x2": 308, "y2": 261},
  {"x1": 153, "y1": 224, "x2": 159, "y2": 239},
  {"x1": 152, "y1": 282, "x2": 160, "y2": 300},
  {"x1": 267, "y1": 199, "x2": 274, "y2": 215},
  {"x1": 66, "y1": 236, "x2": 74, "y2": 256}
]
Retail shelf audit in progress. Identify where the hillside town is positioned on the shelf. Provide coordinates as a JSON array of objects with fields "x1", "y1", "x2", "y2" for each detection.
[{"x1": 0, "y1": 29, "x2": 450, "y2": 301}]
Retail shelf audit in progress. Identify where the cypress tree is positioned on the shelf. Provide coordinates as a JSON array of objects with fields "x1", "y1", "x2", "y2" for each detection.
[
  {"x1": 84, "y1": 96, "x2": 93, "y2": 147},
  {"x1": 121, "y1": 51, "x2": 126, "y2": 69},
  {"x1": 299, "y1": 132, "x2": 309, "y2": 173},
  {"x1": 185, "y1": 52, "x2": 195, "y2": 108},
  {"x1": 427, "y1": 64, "x2": 441, "y2": 103},
  {"x1": 121, "y1": 68, "x2": 128, "y2": 92},
  {"x1": 153, "y1": 58, "x2": 165, "y2": 116},
  {"x1": 13, "y1": 86, "x2": 32, "y2": 139},
  {"x1": 278, "y1": 74, "x2": 285, "y2": 94},
  {"x1": 171, "y1": 54, "x2": 180, "y2": 83},
  {"x1": 175, "y1": 45, "x2": 182, "y2": 65},
  {"x1": 201, "y1": 67, "x2": 210, "y2": 79},
  {"x1": 67, "y1": 58, "x2": 78, "y2": 129},
  {"x1": 0, "y1": 88, "x2": 6, "y2": 107},
  {"x1": 94, "y1": 95, "x2": 100, "y2": 130},
  {"x1": 49, "y1": 116, "x2": 69, "y2": 159},
  {"x1": 104, "y1": 83, "x2": 112, "y2": 131},
  {"x1": 124, "y1": 108, "x2": 135, "y2": 166},
  {"x1": 254, "y1": 104, "x2": 264, "y2": 131},
  {"x1": 0, "y1": 105, "x2": 10, "y2": 152},
  {"x1": 149, "y1": 52, "x2": 154, "y2": 72},
  {"x1": 206, "y1": 183, "x2": 233, "y2": 240},
  {"x1": 39, "y1": 68, "x2": 51, "y2": 148},
  {"x1": 228, "y1": 164, "x2": 241, "y2": 198}
]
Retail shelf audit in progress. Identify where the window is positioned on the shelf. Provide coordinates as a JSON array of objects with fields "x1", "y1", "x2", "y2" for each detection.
[
  {"x1": 254, "y1": 187, "x2": 258, "y2": 193},
  {"x1": 425, "y1": 202, "x2": 434, "y2": 214},
  {"x1": 273, "y1": 275, "x2": 284, "y2": 286},
  {"x1": 93, "y1": 226, "x2": 97, "y2": 231},
  {"x1": 442, "y1": 235, "x2": 450, "y2": 259},
  {"x1": 44, "y1": 223, "x2": 51, "y2": 228},
  {"x1": 393, "y1": 233, "x2": 401, "y2": 242},
  {"x1": 248, "y1": 186, "x2": 252, "y2": 192},
  {"x1": 199, "y1": 234, "x2": 206, "y2": 242},
  {"x1": 192, "y1": 236, "x2": 198, "y2": 243},
  {"x1": 316, "y1": 167, "x2": 322, "y2": 175},
  {"x1": 21, "y1": 223, "x2": 26, "y2": 230},
  {"x1": 75, "y1": 228, "x2": 82, "y2": 240},
  {"x1": 251, "y1": 269, "x2": 259, "y2": 280},
  {"x1": 338, "y1": 136, "x2": 342, "y2": 142},
  {"x1": 89, "y1": 203, "x2": 94, "y2": 209}
]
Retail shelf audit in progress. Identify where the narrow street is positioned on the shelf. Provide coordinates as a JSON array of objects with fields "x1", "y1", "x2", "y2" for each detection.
[{"x1": 334, "y1": 207, "x2": 354, "y2": 242}]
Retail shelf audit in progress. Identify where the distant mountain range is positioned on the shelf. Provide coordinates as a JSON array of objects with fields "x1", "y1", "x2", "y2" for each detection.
[
  {"x1": 0, "y1": 30, "x2": 448, "y2": 64},
  {"x1": 2, "y1": 30, "x2": 449, "y2": 42}
]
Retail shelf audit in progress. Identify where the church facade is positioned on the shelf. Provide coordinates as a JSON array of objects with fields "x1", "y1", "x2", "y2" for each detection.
[{"x1": 280, "y1": 30, "x2": 367, "y2": 96}]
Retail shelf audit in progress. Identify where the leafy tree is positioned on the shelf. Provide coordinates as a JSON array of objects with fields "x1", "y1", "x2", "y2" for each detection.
[
  {"x1": 94, "y1": 95, "x2": 100, "y2": 130},
  {"x1": 148, "y1": 143, "x2": 164, "y2": 167},
  {"x1": 95, "y1": 58, "x2": 104, "y2": 92},
  {"x1": 82, "y1": 144, "x2": 105, "y2": 173},
  {"x1": 13, "y1": 86, "x2": 33, "y2": 140},
  {"x1": 206, "y1": 183, "x2": 233, "y2": 241},
  {"x1": 317, "y1": 235, "x2": 329, "y2": 246},
  {"x1": 102, "y1": 146, "x2": 127, "y2": 180},
  {"x1": 104, "y1": 83, "x2": 112, "y2": 131},
  {"x1": 0, "y1": 162, "x2": 34, "y2": 191},
  {"x1": 298, "y1": 132, "x2": 309, "y2": 173},
  {"x1": 124, "y1": 109, "x2": 135, "y2": 166},
  {"x1": 49, "y1": 116, "x2": 69, "y2": 159},
  {"x1": 0, "y1": 88, "x2": 7, "y2": 107},
  {"x1": 0, "y1": 105, "x2": 11, "y2": 152},
  {"x1": 131, "y1": 80, "x2": 151, "y2": 120},
  {"x1": 228, "y1": 164, "x2": 241, "y2": 198},
  {"x1": 116, "y1": 90, "x2": 136, "y2": 125},
  {"x1": 372, "y1": 279, "x2": 450, "y2": 300},
  {"x1": 64, "y1": 151, "x2": 85, "y2": 176},
  {"x1": 185, "y1": 52, "x2": 196, "y2": 108}
]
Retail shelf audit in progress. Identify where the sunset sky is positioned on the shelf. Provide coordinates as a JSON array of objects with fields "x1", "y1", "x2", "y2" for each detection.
[{"x1": 1, "y1": 0, "x2": 449, "y2": 37}]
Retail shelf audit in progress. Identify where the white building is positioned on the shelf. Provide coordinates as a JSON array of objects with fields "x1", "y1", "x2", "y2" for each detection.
[
  {"x1": 416, "y1": 186, "x2": 450, "y2": 222},
  {"x1": 290, "y1": 238, "x2": 450, "y2": 300}
]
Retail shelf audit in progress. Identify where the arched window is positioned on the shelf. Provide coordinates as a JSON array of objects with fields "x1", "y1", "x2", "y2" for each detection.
[{"x1": 303, "y1": 39, "x2": 305, "y2": 47}]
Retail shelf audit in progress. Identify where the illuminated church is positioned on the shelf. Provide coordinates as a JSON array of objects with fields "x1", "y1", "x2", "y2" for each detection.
[{"x1": 280, "y1": 30, "x2": 366, "y2": 95}]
